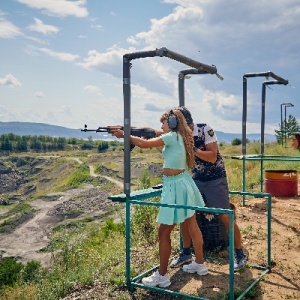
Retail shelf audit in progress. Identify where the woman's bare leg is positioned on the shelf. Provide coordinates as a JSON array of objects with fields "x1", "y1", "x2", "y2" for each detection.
[
  {"x1": 184, "y1": 214, "x2": 204, "y2": 264},
  {"x1": 158, "y1": 223, "x2": 175, "y2": 275}
]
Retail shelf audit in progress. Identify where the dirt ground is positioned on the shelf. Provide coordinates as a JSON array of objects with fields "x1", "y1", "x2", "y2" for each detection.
[
  {"x1": 166, "y1": 194, "x2": 300, "y2": 300},
  {"x1": 60, "y1": 190, "x2": 300, "y2": 300},
  {"x1": 0, "y1": 169, "x2": 299, "y2": 299}
]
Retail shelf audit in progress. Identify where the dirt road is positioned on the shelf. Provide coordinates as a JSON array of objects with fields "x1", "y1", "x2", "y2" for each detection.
[{"x1": 0, "y1": 159, "x2": 124, "y2": 268}]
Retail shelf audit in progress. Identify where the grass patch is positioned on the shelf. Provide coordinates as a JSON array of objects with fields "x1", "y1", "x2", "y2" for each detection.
[
  {"x1": 65, "y1": 163, "x2": 90, "y2": 188},
  {"x1": 0, "y1": 218, "x2": 128, "y2": 299}
]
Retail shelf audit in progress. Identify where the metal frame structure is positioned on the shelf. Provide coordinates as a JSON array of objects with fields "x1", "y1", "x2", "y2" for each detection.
[
  {"x1": 121, "y1": 47, "x2": 219, "y2": 298},
  {"x1": 108, "y1": 52, "x2": 274, "y2": 299},
  {"x1": 239, "y1": 71, "x2": 289, "y2": 204},
  {"x1": 109, "y1": 189, "x2": 272, "y2": 300}
]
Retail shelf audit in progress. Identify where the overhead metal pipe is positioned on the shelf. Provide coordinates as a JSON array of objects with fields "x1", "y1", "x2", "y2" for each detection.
[
  {"x1": 124, "y1": 47, "x2": 218, "y2": 74},
  {"x1": 244, "y1": 71, "x2": 289, "y2": 85}
]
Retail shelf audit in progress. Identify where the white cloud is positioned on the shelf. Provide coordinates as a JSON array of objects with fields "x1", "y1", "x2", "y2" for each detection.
[
  {"x1": 25, "y1": 35, "x2": 49, "y2": 45},
  {"x1": 84, "y1": 85, "x2": 102, "y2": 96},
  {"x1": 0, "y1": 105, "x2": 16, "y2": 120},
  {"x1": 79, "y1": 46, "x2": 180, "y2": 96},
  {"x1": 0, "y1": 74, "x2": 22, "y2": 88},
  {"x1": 91, "y1": 24, "x2": 103, "y2": 32},
  {"x1": 17, "y1": 0, "x2": 88, "y2": 18},
  {"x1": 33, "y1": 47, "x2": 80, "y2": 61},
  {"x1": 77, "y1": 47, "x2": 129, "y2": 77},
  {"x1": 58, "y1": 105, "x2": 73, "y2": 116},
  {"x1": 202, "y1": 90, "x2": 241, "y2": 120},
  {"x1": 2, "y1": 0, "x2": 298, "y2": 134},
  {"x1": 0, "y1": 20, "x2": 22, "y2": 39},
  {"x1": 35, "y1": 91, "x2": 45, "y2": 98},
  {"x1": 27, "y1": 18, "x2": 59, "y2": 35}
]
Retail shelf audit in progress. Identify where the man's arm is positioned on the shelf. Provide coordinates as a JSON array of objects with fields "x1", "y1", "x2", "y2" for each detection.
[{"x1": 194, "y1": 141, "x2": 218, "y2": 163}]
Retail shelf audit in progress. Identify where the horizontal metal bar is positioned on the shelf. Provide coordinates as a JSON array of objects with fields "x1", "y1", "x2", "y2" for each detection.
[
  {"x1": 236, "y1": 268, "x2": 270, "y2": 300},
  {"x1": 243, "y1": 71, "x2": 288, "y2": 84},
  {"x1": 124, "y1": 47, "x2": 217, "y2": 74}
]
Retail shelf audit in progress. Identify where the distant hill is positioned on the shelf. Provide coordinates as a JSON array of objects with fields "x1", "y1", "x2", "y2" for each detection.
[
  {"x1": 0, "y1": 121, "x2": 276, "y2": 143},
  {"x1": 0, "y1": 121, "x2": 112, "y2": 140},
  {"x1": 215, "y1": 131, "x2": 277, "y2": 144}
]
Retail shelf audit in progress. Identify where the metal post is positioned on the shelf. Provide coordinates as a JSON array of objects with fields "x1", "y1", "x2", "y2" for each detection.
[
  {"x1": 285, "y1": 105, "x2": 287, "y2": 147},
  {"x1": 260, "y1": 81, "x2": 285, "y2": 192},
  {"x1": 242, "y1": 72, "x2": 288, "y2": 205},
  {"x1": 280, "y1": 104, "x2": 283, "y2": 146},
  {"x1": 283, "y1": 103, "x2": 294, "y2": 147}
]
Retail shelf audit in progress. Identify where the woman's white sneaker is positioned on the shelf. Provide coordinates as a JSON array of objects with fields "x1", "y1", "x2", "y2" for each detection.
[
  {"x1": 182, "y1": 261, "x2": 208, "y2": 276},
  {"x1": 141, "y1": 270, "x2": 171, "y2": 287}
]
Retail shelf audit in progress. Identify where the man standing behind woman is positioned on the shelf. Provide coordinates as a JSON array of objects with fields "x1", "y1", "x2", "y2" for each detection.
[
  {"x1": 112, "y1": 108, "x2": 208, "y2": 288},
  {"x1": 170, "y1": 106, "x2": 248, "y2": 272}
]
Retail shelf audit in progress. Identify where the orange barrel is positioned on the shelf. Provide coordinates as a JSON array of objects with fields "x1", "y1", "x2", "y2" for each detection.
[{"x1": 264, "y1": 170, "x2": 298, "y2": 197}]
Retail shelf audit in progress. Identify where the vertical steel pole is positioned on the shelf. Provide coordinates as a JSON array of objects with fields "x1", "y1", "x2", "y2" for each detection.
[
  {"x1": 260, "y1": 84, "x2": 266, "y2": 192},
  {"x1": 229, "y1": 210, "x2": 235, "y2": 300},
  {"x1": 261, "y1": 83, "x2": 266, "y2": 156},
  {"x1": 280, "y1": 104, "x2": 283, "y2": 146},
  {"x1": 178, "y1": 71, "x2": 185, "y2": 107},
  {"x1": 123, "y1": 56, "x2": 131, "y2": 195},
  {"x1": 123, "y1": 56, "x2": 131, "y2": 288},
  {"x1": 242, "y1": 76, "x2": 247, "y2": 205},
  {"x1": 284, "y1": 106, "x2": 287, "y2": 147},
  {"x1": 267, "y1": 194, "x2": 272, "y2": 268}
]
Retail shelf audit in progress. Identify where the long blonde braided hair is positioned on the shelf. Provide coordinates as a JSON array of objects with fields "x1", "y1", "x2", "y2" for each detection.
[{"x1": 160, "y1": 109, "x2": 194, "y2": 170}]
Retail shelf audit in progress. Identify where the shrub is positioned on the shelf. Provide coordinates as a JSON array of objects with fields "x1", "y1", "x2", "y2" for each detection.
[
  {"x1": 97, "y1": 141, "x2": 109, "y2": 152},
  {"x1": 21, "y1": 260, "x2": 42, "y2": 283},
  {"x1": 67, "y1": 163, "x2": 90, "y2": 187},
  {"x1": 231, "y1": 138, "x2": 242, "y2": 146},
  {"x1": 0, "y1": 257, "x2": 23, "y2": 288},
  {"x1": 131, "y1": 168, "x2": 158, "y2": 244},
  {"x1": 101, "y1": 218, "x2": 125, "y2": 237}
]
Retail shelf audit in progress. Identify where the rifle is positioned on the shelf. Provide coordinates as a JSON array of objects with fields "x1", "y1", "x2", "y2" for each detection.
[{"x1": 81, "y1": 125, "x2": 156, "y2": 150}]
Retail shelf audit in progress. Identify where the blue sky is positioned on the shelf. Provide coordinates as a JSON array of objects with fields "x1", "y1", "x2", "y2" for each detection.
[{"x1": 0, "y1": 0, "x2": 299, "y2": 134}]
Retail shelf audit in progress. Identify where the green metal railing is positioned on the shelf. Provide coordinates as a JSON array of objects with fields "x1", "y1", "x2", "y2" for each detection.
[{"x1": 109, "y1": 188, "x2": 272, "y2": 300}]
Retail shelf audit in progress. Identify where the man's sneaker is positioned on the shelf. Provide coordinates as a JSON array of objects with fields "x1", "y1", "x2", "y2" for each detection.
[
  {"x1": 182, "y1": 261, "x2": 208, "y2": 276},
  {"x1": 141, "y1": 270, "x2": 171, "y2": 288},
  {"x1": 234, "y1": 254, "x2": 248, "y2": 271},
  {"x1": 170, "y1": 252, "x2": 193, "y2": 268}
]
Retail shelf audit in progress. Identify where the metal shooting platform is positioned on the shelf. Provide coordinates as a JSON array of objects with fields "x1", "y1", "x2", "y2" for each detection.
[{"x1": 108, "y1": 48, "x2": 274, "y2": 300}]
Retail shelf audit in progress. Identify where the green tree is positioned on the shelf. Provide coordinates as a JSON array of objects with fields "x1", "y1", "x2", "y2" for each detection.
[
  {"x1": 29, "y1": 136, "x2": 42, "y2": 152},
  {"x1": 275, "y1": 114, "x2": 300, "y2": 144},
  {"x1": 231, "y1": 138, "x2": 242, "y2": 146},
  {"x1": 15, "y1": 139, "x2": 28, "y2": 152},
  {"x1": 1, "y1": 136, "x2": 13, "y2": 151},
  {"x1": 57, "y1": 137, "x2": 66, "y2": 150},
  {"x1": 98, "y1": 141, "x2": 109, "y2": 152}
]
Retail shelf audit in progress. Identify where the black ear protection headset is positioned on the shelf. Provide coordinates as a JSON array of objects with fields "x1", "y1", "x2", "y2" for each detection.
[
  {"x1": 167, "y1": 110, "x2": 178, "y2": 130},
  {"x1": 176, "y1": 106, "x2": 193, "y2": 125}
]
